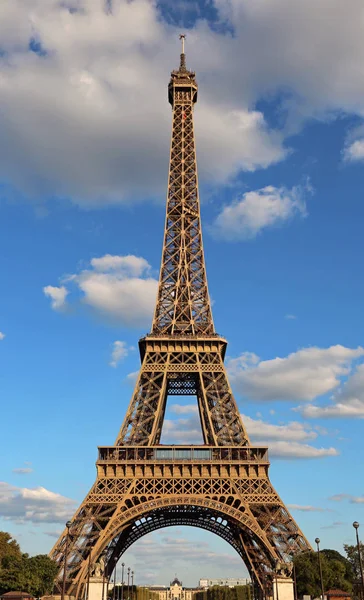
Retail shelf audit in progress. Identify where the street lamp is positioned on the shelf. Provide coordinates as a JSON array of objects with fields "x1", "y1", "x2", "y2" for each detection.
[
  {"x1": 131, "y1": 571, "x2": 134, "y2": 600},
  {"x1": 315, "y1": 538, "x2": 325, "y2": 600},
  {"x1": 61, "y1": 521, "x2": 72, "y2": 600},
  {"x1": 127, "y1": 567, "x2": 131, "y2": 600},
  {"x1": 353, "y1": 522, "x2": 364, "y2": 600},
  {"x1": 121, "y1": 563, "x2": 125, "y2": 600},
  {"x1": 113, "y1": 565, "x2": 117, "y2": 600},
  {"x1": 274, "y1": 559, "x2": 280, "y2": 600}
]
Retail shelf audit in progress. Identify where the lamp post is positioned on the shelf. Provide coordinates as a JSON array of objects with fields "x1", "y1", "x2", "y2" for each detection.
[
  {"x1": 113, "y1": 566, "x2": 117, "y2": 600},
  {"x1": 127, "y1": 567, "x2": 131, "y2": 600},
  {"x1": 61, "y1": 521, "x2": 72, "y2": 600},
  {"x1": 86, "y1": 548, "x2": 93, "y2": 600},
  {"x1": 315, "y1": 538, "x2": 325, "y2": 600},
  {"x1": 131, "y1": 571, "x2": 134, "y2": 600},
  {"x1": 274, "y1": 560, "x2": 280, "y2": 600},
  {"x1": 353, "y1": 522, "x2": 364, "y2": 600},
  {"x1": 121, "y1": 563, "x2": 125, "y2": 600},
  {"x1": 292, "y1": 564, "x2": 298, "y2": 600}
]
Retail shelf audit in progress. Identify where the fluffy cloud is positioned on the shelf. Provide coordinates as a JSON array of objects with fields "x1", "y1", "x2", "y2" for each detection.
[
  {"x1": 227, "y1": 345, "x2": 364, "y2": 402},
  {"x1": 243, "y1": 414, "x2": 338, "y2": 459},
  {"x1": 43, "y1": 285, "x2": 69, "y2": 310},
  {"x1": 343, "y1": 126, "x2": 364, "y2": 163},
  {"x1": 242, "y1": 414, "x2": 317, "y2": 442},
  {"x1": 44, "y1": 254, "x2": 158, "y2": 327},
  {"x1": 109, "y1": 340, "x2": 130, "y2": 367},
  {"x1": 169, "y1": 404, "x2": 199, "y2": 415},
  {"x1": 124, "y1": 528, "x2": 244, "y2": 584},
  {"x1": 162, "y1": 405, "x2": 337, "y2": 459},
  {"x1": 2, "y1": 0, "x2": 364, "y2": 205},
  {"x1": 0, "y1": 332, "x2": 5, "y2": 340},
  {"x1": 0, "y1": 481, "x2": 75, "y2": 524},
  {"x1": 210, "y1": 185, "x2": 308, "y2": 240},
  {"x1": 266, "y1": 441, "x2": 338, "y2": 459},
  {"x1": 343, "y1": 138, "x2": 364, "y2": 163},
  {"x1": 162, "y1": 413, "x2": 204, "y2": 445},
  {"x1": 298, "y1": 363, "x2": 364, "y2": 418},
  {"x1": 0, "y1": 0, "x2": 286, "y2": 206}
]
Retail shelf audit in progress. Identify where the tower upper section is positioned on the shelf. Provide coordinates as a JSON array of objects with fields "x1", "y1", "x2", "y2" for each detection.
[
  {"x1": 168, "y1": 35, "x2": 198, "y2": 107},
  {"x1": 151, "y1": 36, "x2": 214, "y2": 337}
]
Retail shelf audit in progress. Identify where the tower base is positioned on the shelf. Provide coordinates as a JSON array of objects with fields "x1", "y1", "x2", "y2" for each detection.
[
  {"x1": 88, "y1": 577, "x2": 105, "y2": 600},
  {"x1": 273, "y1": 578, "x2": 294, "y2": 600}
]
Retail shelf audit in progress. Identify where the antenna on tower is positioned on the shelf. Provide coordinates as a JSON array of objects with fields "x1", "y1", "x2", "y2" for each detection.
[{"x1": 179, "y1": 33, "x2": 186, "y2": 70}]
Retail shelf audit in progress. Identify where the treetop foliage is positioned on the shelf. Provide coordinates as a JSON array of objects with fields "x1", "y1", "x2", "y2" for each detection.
[{"x1": 0, "y1": 532, "x2": 58, "y2": 597}]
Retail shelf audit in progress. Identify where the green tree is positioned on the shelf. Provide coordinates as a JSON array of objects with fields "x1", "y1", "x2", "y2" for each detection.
[
  {"x1": 344, "y1": 543, "x2": 364, "y2": 580},
  {"x1": 0, "y1": 531, "x2": 57, "y2": 596},
  {"x1": 0, "y1": 533, "x2": 22, "y2": 564},
  {"x1": 294, "y1": 550, "x2": 353, "y2": 598},
  {"x1": 25, "y1": 555, "x2": 58, "y2": 597}
]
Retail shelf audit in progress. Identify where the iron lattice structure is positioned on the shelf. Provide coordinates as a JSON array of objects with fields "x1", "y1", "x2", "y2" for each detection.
[{"x1": 50, "y1": 41, "x2": 311, "y2": 598}]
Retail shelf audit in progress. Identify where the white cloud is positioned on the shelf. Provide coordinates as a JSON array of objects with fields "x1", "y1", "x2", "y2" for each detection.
[
  {"x1": 91, "y1": 255, "x2": 150, "y2": 276},
  {"x1": 45, "y1": 254, "x2": 158, "y2": 327},
  {"x1": 110, "y1": 340, "x2": 129, "y2": 367},
  {"x1": 243, "y1": 414, "x2": 338, "y2": 459},
  {"x1": 169, "y1": 404, "x2": 199, "y2": 415},
  {"x1": 43, "y1": 285, "x2": 69, "y2": 310},
  {"x1": 163, "y1": 406, "x2": 337, "y2": 459},
  {"x1": 12, "y1": 468, "x2": 33, "y2": 475},
  {"x1": 0, "y1": 481, "x2": 76, "y2": 524},
  {"x1": 0, "y1": 331, "x2": 5, "y2": 340},
  {"x1": 285, "y1": 314, "x2": 297, "y2": 320},
  {"x1": 161, "y1": 412, "x2": 203, "y2": 445},
  {"x1": 211, "y1": 184, "x2": 308, "y2": 240},
  {"x1": 298, "y1": 363, "x2": 364, "y2": 419},
  {"x1": 126, "y1": 529, "x2": 242, "y2": 582},
  {"x1": 126, "y1": 370, "x2": 139, "y2": 385},
  {"x1": 0, "y1": 1, "x2": 287, "y2": 207},
  {"x1": 243, "y1": 414, "x2": 317, "y2": 442},
  {"x1": 3, "y1": 0, "x2": 364, "y2": 205},
  {"x1": 287, "y1": 504, "x2": 327, "y2": 512},
  {"x1": 265, "y1": 441, "x2": 338, "y2": 459},
  {"x1": 228, "y1": 345, "x2": 364, "y2": 402},
  {"x1": 343, "y1": 138, "x2": 364, "y2": 163}
]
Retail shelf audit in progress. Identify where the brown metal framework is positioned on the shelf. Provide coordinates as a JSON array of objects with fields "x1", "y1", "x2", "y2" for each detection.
[{"x1": 50, "y1": 39, "x2": 311, "y2": 598}]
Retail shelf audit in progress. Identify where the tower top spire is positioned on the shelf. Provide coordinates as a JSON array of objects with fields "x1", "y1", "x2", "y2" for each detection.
[{"x1": 179, "y1": 33, "x2": 186, "y2": 70}]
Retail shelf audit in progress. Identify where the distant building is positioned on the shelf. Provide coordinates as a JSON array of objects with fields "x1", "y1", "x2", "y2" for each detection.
[
  {"x1": 325, "y1": 590, "x2": 351, "y2": 600},
  {"x1": 0, "y1": 593, "x2": 33, "y2": 600},
  {"x1": 145, "y1": 577, "x2": 197, "y2": 600},
  {"x1": 199, "y1": 579, "x2": 250, "y2": 589}
]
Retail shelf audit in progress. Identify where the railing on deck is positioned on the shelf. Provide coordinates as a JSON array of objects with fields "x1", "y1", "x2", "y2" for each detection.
[{"x1": 97, "y1": 446, "x2": 269, "y2": 463}]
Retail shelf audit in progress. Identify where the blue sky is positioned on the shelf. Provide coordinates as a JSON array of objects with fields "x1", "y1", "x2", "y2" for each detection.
[{"x1": 1, "y1": 0, "x2": 364, "y2": 588}]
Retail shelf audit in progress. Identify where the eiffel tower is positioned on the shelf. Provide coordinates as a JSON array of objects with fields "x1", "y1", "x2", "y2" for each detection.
[{"x1": 50, "y1": 36, "x2": 311, "y2": 600}]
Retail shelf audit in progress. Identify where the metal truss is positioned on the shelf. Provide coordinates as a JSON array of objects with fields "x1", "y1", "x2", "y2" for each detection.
[
  {"x1": 50, "y1": 447, "x2": 310, "y2": 598},
  {"x1": 49, "y1": 43, "x2": 312, "y2": 599}
]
